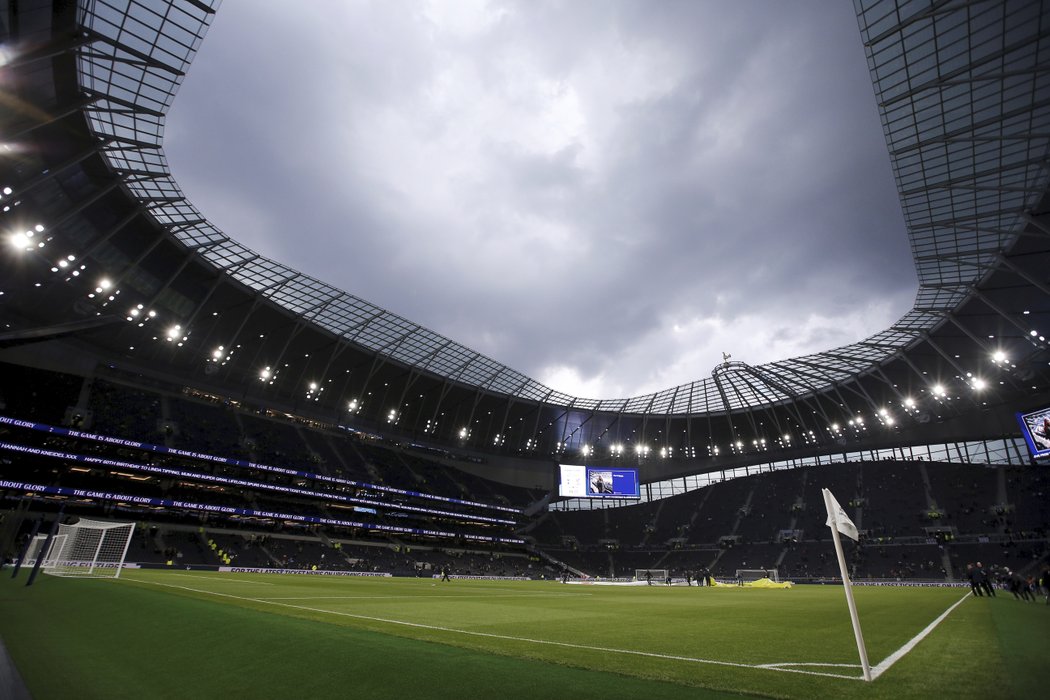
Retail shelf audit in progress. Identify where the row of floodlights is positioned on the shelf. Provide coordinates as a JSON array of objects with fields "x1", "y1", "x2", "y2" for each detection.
[
  {"x1": 559, "y1": 370, "x2": 1015, "y2": 458},
  {"x1": 107, "y1": 316, "x2": 1019, "y2": 404},
  {"x1": 238, "y1": 351, "x2": 1013, "y2": 447},
  {"x1": 31, "y1": 263, "x2": 1019, "y2": 443}
]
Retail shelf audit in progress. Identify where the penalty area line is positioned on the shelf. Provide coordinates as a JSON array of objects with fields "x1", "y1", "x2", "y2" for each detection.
[{"x1": 118, "y1": 578, "x2": 863, "y2": 681}]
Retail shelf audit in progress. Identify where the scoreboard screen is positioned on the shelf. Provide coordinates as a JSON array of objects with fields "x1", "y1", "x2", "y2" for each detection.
[
  {"x1": 1017, "y1": 406, "x2": 1050, "y2": 459},
  {"x1": 558, "y1": 464, "x2": 640, "y2": 499}
]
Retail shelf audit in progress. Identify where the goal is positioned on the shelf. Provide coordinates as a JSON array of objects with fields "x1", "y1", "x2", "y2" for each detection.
[
  {"x1": 735, "y1": 568, "x2": 779, "y2": 583},
  {"x1": 635, "y1": 568, "x2": 669, "y2": 583},
  {"x1": 31, "y1": 519, "x2": 135, "y2": 578}
]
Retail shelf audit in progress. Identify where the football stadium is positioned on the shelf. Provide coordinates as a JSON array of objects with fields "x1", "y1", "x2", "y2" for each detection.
[{"x1": 1, "y1": 1, "x2": 1049, "y2": 698}]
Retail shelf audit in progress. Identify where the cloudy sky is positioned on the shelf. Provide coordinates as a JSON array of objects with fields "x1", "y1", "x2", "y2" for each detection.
[{"x1": 164, "y1": 1, "x2": 914, "y2": 400}]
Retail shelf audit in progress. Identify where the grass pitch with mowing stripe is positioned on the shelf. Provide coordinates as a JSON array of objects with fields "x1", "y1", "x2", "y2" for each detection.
[{"x1": 0, "y1": 570, "x2": 1046, "y2": 699}]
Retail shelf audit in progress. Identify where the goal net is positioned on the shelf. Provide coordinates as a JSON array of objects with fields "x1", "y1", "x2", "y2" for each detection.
[
  {"x1": 33, "y1": 519, "x2": 135, "y2": 578},
  {"x1": 635, "y1": 569, "x2": 669, "y2": 583},
  {"x1": 735, "y1": 568, "x2": 779, "y2": 583}
]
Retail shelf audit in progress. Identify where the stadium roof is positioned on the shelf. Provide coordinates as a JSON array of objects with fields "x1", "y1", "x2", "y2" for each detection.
[{"x1": 2, "y1": 0, "x2": 1050, "y2": 468}]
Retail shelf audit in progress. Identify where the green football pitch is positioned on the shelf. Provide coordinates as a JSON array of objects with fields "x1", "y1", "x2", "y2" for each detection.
[{"x1": 0, "y1": 570, "x2": 1046, "y2": 699}]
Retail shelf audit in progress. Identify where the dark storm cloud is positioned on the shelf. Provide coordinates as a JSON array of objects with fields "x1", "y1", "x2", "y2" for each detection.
[{"x1": 164, "y1": 1, "x2": 913, "y2": 399}]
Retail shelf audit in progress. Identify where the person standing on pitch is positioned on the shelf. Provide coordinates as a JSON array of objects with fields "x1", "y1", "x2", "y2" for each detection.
[
  {"x1": 966, "y1": 563, "x2": 983, "y2": 597},
  {"x1": 976, "y1": 561, "x2": 995, "y2": 597}
]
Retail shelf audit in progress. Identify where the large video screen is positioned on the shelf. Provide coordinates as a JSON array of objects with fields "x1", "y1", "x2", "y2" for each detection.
[
  {"x1": 1017, "y1": 406, "x2": 1050, "y2": 459},
  {"x1": 558, "y1": 464, "x2": 640, "y2": 499}
]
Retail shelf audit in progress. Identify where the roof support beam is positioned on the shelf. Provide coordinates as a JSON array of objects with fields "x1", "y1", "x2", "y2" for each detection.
[{"x1": 82, "y1": 30, "x2": 185, "y2": 76}]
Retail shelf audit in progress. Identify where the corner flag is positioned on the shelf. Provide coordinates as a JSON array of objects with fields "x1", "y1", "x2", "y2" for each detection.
[
  {"x1": 824, "y1": 488, "x2": 859, "y2": 541},
  {"x1": 822, "y1": 487, "x2": 871, "y2": 682}
]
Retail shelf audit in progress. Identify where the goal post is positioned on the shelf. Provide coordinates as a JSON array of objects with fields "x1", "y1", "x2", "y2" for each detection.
[
  {"x1": 735, "y1": 568, "x2": 779, "y2": 583},
  {"x1": 43, "y1": 519, "x2": 135, "y2": 578}
]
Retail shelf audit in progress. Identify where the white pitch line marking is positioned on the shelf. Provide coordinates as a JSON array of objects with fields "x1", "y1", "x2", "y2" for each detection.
[
  {"x1": 164, "y1": 573, "x2": 275, "y2": 585},
  {"x1": 757, "y1": 662, "x2": 861, "y2": 669},
  {"x1": 256, "y1": 593, "x2": 593, "y2": 601},
  {"x1": 870, "y1": 592, "x2": 971, "y2": 680},
  {"x1": 118, "y1": 578, "x2": 863, "y2": 681}
]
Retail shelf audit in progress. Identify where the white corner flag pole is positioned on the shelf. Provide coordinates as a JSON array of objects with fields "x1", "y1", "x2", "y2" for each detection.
[{"x1": 822, "y1": 488, "x2": 872, "y2": 682}]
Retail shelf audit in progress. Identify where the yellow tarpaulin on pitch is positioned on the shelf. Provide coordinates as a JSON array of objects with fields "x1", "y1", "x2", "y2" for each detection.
[{"x1": 710, "y1": 577, "x2": 793, "y2": 589}]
